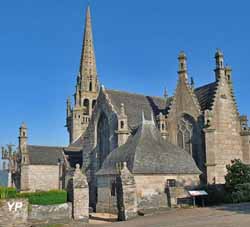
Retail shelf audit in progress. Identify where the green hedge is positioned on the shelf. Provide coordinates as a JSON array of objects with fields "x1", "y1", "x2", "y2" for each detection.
[
  {"x1": 0, "y1": 187, "x2": 67, "y2": 205},
  {"x1": 0, "y1": 187, "x2": 17, "y2": 199},
  {"x1": 17, "y1": 190, "x2": 67, "y2": 205}
]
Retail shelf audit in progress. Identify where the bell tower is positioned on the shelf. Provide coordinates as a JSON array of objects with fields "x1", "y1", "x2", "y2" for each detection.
[{"x1": 66, "y1": 5, "x2": 100, "y2": 144}]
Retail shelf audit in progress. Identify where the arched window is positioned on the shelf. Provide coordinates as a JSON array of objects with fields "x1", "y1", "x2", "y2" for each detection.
[
  {"x1": 177, "y1": 114, "x2": 194, "y2": 155},
  {"x1": 120, "y1": 121, "x2": 124, "y2": 129},
  {"x1": 83, "y1": 99, "x2": 90, "y2": 115},
  {"x1": 89, "y1": 82, "x2": 92, "y2": 91},
  {"x1": 97, "y1": 113, "x2": 110, "y2": 168}
]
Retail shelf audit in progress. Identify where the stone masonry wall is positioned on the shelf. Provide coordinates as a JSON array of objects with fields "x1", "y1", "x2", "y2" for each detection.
[
  {"x1": 207, "y1": 77, "x2": 242, "y2": 184},
  {"x1": 27, "y1": 165, "x2": 60, "y2": 192},
  {"x1": 29, "y1": 203, "x2": 72, "y2": 225},
  {"x1": 0, "y1": 199, "x2": 28, "y2": 227},
  {"x1": 134, "y1": 174, "x2": 199, "y2": 210}
]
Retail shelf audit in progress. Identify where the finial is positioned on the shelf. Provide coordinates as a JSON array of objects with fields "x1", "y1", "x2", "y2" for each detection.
[
  {"x1": 164, "y1": 87, "x2": 168, "y2": 99},
  {"x1": 21, "y1": 122, "x2": 27, "y2": 129},
  {"x1": 178, "y1": 51, "x2": 186, "y2": 59},
  {"x1": 120, "y1": 103, "x2": 125, "y2": 115},
  {"x1": 215, "y1": 48, "x2": 223, "y2": 57},
  {"x1": 190, "y1": 77, "x2": 195, "y2": 89}
]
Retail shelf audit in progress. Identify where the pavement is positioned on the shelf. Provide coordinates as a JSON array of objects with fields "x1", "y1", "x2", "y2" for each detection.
[{"x1": 80, "y1": 203, "x2": 250, "y2": 227}]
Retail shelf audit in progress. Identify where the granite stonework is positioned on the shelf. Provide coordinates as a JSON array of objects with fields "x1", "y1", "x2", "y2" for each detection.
[
  {"x1": 4, "y1": 6, "x2": 250, "y2": 217},
  {"x1": 116, "y1": 163, "x2": 138, "y2": 221},
  {"x1": 29, "y1": 203, "x2": 72, "y2": 225},
  {"x1": 0, "y1": 199, "x2": 28, "y2": 227},
  {"x1": 73, "y1": 164, "x2": 89, "y2": 222}
]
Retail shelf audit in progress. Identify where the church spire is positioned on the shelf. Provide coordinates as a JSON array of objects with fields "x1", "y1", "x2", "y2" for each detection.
[
  {"x1": 66, "y1": 5, "x2": 100, "y2": 144},
  {"x1": 79, "y1": 5, "x2": 99, "y2": 93}
]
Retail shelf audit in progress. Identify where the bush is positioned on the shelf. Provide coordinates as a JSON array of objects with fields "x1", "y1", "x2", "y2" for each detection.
[
  {"x1": 231, "y1": 183, "x2": 250, "y2": 203},
  {"x1": 225, "y1": 159, "x2": 250, "y2": 192},
  {"x1": 17, "y1": 190, "x2": 67, "y2": 205},
  {"x1": 0, "y1": 187, "x2": 17, "y2": 199}
]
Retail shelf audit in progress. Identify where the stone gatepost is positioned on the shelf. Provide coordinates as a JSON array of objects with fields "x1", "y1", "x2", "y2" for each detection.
[
  {"x1": 116, "y1": 162, "x2": 137, "y2": 221},
  {"x1": 73, "y1": 164, "x2": 89, "y2": 222}
]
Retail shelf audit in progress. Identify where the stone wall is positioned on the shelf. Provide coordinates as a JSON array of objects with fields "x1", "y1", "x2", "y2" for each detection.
[
  {"x1": 206, "y1": 76, "x2": 242, "y2": 184},
  {"x1": 167, "y1": 77, "x2": 204, "y2": 173},
  {"x1": 81, "y1": 87, "x2": 119, "y2": 209},
  {"x1": 72, "y1": 164, "x2": 89, "y2": 222},
  {"x1": 27, "y1": 165, "x2": 60, "y2": 192},
  {"x1": 116, "y1": 163, "x2": 137, "y2": 221},
  {"x1": 0, "y1": 199, "x2": 28, "y2": 227},
  {"x1": 29, "y1": 203, "x2": 72, "y2": 225},
  {"x1": 134, "y1": 174, "x2": 199, "y2": 211}
]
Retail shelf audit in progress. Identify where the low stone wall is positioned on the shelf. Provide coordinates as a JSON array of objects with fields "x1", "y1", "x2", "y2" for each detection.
[
  {"x1": 29, "y1": 203, "x2": 72, "y2": 225},
  {"x1": 0, "y1": 198, "x2": 29, "y2": 226}
]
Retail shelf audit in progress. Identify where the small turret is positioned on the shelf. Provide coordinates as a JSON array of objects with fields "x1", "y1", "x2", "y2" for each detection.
[
  {"x1": 225, "y1": 65, "x2": 232, "y2": 81},
  {"x1": 156, "y1": 112, "x2": 168, "y2": 140},
  {"x1": 116, "y1": 103, "x2": 130, "y2": 146},
  {"x1": 214, "y1": 49, "x2": 225, "y2": 81},
  {"x1": 178, "y1": 51, "x2": 188, "y2": 80},
  {"x1": 19, "y1": 122, "x2": 29, "y2": 165}
]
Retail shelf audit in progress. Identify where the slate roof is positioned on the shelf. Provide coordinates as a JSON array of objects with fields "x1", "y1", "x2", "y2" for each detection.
[
  {"x1": 195, "y1": 82, "x2": 217, "y2": 111},
  {"x1": 97, "y1": 120, "x2": 201, "y2": 175},
  {"x1": 105, "y1": 89, "x2": 172, "y2": 128},
  {"x1": 27, "y1": 145, "x2": 64, "y2": 165}
]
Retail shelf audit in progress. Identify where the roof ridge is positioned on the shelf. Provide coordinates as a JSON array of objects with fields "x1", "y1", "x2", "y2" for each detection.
[
  {"x1": 28, "y1": 145, "x2": 66, "y2": 149},
  {"x1": 106, "y1": 88, "x2": 170, "y2": 101}
]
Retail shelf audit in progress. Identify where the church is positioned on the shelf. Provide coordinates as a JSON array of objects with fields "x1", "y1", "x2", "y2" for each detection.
[{"x1": 5, "y1": 5, "x2": 250, "y2": 212}]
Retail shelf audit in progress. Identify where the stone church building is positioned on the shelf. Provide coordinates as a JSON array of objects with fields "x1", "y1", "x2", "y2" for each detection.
[{"x1": 5, "y1": 5, "x2": 250, "y2": 212}]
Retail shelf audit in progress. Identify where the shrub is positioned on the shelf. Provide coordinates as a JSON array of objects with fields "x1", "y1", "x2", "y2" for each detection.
[
  {"x1": 0, "y1": 187, "x2": 17, "y2": 199},
  {"x1": 17, "y1": 190, "x2": 67, "y2": 205},
  {"x1": 231, "y1": 183, "x2": 250, "y2": 203},
  {"x1": 225, "y1": 159, "x2": 250, "y2": 192}
]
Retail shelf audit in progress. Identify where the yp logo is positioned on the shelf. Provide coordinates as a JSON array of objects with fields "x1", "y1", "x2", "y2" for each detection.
[{"x1": 7, "y1": 202, "x2": 23, "y2": 212}]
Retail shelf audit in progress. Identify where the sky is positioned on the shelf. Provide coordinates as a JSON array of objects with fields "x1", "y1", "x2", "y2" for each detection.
[{"x1": 0, "y1": 0, "x2": 250, "y2": 157}]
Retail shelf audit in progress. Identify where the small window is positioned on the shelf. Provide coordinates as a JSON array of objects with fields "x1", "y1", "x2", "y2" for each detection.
[
  {"x1": 180, "y1": 63, "x2": 184, "y2": 69},
  {"x1": 111, "y1": 181, "x2": 116, "y2": 196},
  {"x1": 120, "y1": 121, "x2": 124, "y2": 129},
  {"x1": 166, "y1": 179, "x2": 176, "y2": 188},
  {"x1": 161, "y1": 123, "x2": 165, "y2": 131},
  {"x1": 89, "y1": 82, "x2": 92, "y2": 92},
  {"x1": 23, "y1": 132, "x2": 26, "y2": 137}
]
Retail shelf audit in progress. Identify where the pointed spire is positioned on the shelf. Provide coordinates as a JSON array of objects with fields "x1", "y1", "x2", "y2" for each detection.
[
  {"x1": 164, "y1": 87, "x2": 168, "y2": 99},
  {"x1": 79, "y1": 5, "x2": 99, "y2": 91},
  {"x1": 67, "y1": 96, "x2": 71, "y2": 117}
]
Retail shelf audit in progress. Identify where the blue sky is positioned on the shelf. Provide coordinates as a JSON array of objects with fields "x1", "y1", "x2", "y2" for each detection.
[{"x1": 0, "y1": 0, "x2": 249, "y2": 154}]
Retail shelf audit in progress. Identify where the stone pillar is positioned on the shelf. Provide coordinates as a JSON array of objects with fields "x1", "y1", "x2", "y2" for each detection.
[
  {"x1": 116, "y1": 162, "x2": 137, "y2": 221},
  {"x1": 73, "y1": 164, "x2": 89, "y2": 222},
  {"x1": 204, "y1": 128, "x2": 217, "y2": 184}
]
